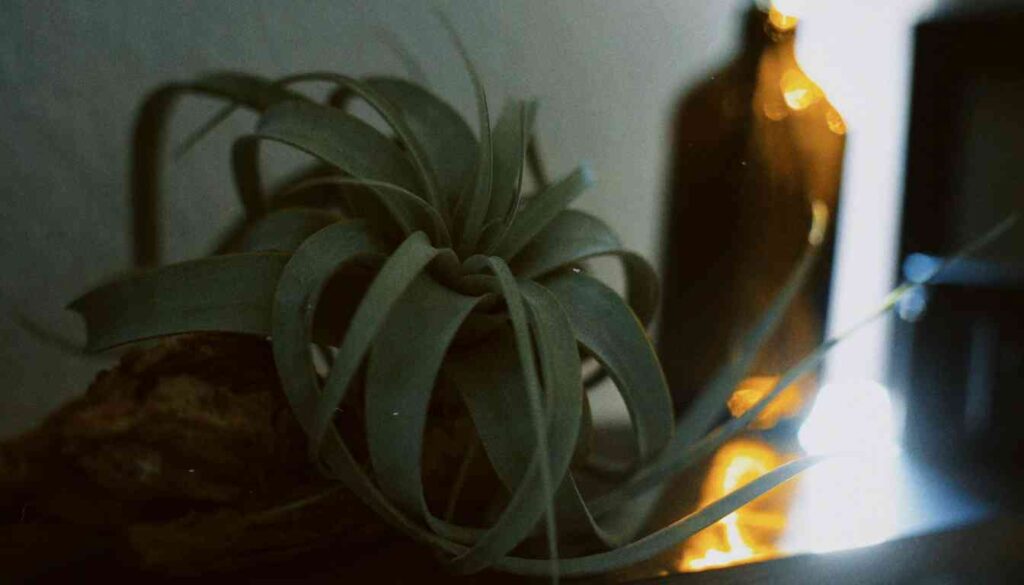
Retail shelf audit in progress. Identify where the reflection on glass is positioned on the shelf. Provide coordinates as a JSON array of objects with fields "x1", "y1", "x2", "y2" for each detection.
[
  {"x1": 658, "y1": 0, "x2": 846, "y2": 425},
  {"x1": 727, "y1": 375, "x2": 804, "y2": 429},
  {"x1": 768, "y1": 4, "x2": 799, "y2": 32},
  {"x1": 781, "y1": 68, "x2": 821, "y2": 111},
  {"x1": 679, "y1": 437, "x2": 794, "y2": 571}
]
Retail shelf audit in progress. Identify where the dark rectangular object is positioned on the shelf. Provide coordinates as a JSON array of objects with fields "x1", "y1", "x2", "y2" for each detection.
[{"x1": 894, "y1": 7, "x2": 1024, "y2": 472}]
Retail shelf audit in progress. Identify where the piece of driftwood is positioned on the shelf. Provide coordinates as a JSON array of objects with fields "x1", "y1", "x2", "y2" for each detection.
[{"x1": 0, "y1": 333, "x2": 501, "y2": 582}]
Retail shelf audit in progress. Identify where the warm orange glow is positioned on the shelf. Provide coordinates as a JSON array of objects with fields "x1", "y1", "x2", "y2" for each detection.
[
  {"x1": 826, "y1": 107, "x2": 847, "y2": 135},
  {"x1": 727, "y1": 376, "x2": 804, "y2": 429},
  {"x1": 768, "y1": 5, "x2": 799, "y2": 32},
  {"x1": 781, "y1": 68, "x2": 821, "y2": 111},
  {"x1": 679, "y1": 438, "x2": 791, "y2": 571},
  {"x1": 762, "y1": 100, "x2": 789, "y2": 121}
]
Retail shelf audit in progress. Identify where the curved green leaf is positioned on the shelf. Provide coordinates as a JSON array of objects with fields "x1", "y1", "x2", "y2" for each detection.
[
  {"x1": 493, "y1": 166, "x2": 594, "y2": 260},
  {"x1": 231, "y1": 135, "x2": 266, "y2": 220},
  {"x1": 543, "y1": 271, "x2": 673, "y2": 466},
  {"x1": 498, "y1": 458, "x2": 820, "y2": 577},
  {"x1": 447, "y1": 259, "x2": 564, "y2": 576},
  {"x1": 553, "y1": 474, "x2": 623, "y2": 550},
  {"x1": 256, "y1": 100, "x2": 421, "y2": 194},
  {"x1": 310, "y1": 232, "x2": 445, "y2": 460},
  {"x1": 365, "y1": 278, "x2": 480, "y2": 501},
  {"x1": 672, "y1": 239, "x2": 821, "y2": 449},
  {"x1": 506, "y1": 100, "x2": 539, "y2": 223},
  {"x1": 132, "y1": 73, "x2": 305, "y2": 267},
  {"x1": 670, "y1": 201, "x2": 830, "y2": 448},
  {"x1": 449, "y1": 330, "x2": 534, "y2": 490},
  {"x1": 524, "y1": 101, "x2": 549, "y2": 191},
  {"x1": 362, "y1": 76, "x2": 477, "y2": 209},
  {"x1": 512, "y1": 209, "x2": 659, "y2": 326},
  {"x1": 487, "y1": 101, "x2": 527, "y2": 226},
  {"x1": 270, "y1": 220, "x2": 383, "y2": 430},
  {"x1": 365, "y1": 274, "x2": 484, "y2": 538},
  {"x1": 281, "y1": 176, "x2": 451, "y2": 247},
  {"x1": 442, "y1": 18, "x2": 492, "y2": 254},
  {"x1": 270, "y1": 220, "x2": 469, "y2": 556},
  {"x1": 277, "y1": 72, "x2": 442, "y2": 209},
  {"x1": 70, "y1": 252, "x2": 290, "y2": 351},
  {"x1": 229, "y1": 208, "x2": 341, "y2": 253}
]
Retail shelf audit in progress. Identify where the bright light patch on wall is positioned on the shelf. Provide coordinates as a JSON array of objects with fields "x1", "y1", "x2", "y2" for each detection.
[
  {"x1": 798, "y1": 380, "x2": 898, "y2": 456},
  {"x1": 786, "y1": 380, "x2": 904, "y2": 553},
  {"x1": 780, "y1": 0, "x2": 939, "y2": 411},
  {"x1": 782, "y1": 451, "x2": 907, "y2": 553}
]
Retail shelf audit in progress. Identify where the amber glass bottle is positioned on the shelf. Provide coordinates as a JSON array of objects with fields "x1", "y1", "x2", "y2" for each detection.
[{"x1": 658, "y1": 4, "x2": 845, "y2": 428}]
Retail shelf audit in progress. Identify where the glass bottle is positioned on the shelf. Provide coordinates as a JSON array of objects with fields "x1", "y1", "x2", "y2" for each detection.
[{"x1": 658, "y1": 2, "x2": 846, "y2": 429}]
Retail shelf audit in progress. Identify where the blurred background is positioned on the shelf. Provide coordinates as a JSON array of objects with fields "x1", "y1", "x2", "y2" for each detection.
[
  {"x1": 1, "y1": 0, "x2": 752, "y2": 436},
  {"x1": 2, "y1": 0, "x2": 1022, "y2": 581}
]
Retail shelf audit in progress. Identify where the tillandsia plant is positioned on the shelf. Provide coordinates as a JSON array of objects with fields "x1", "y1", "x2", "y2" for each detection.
[
  {"x1": 62, "y1": 33, "x2": 828, "y2": 578},
  {"x1": 63, "y1": 26, "x2": 1015, "y2": 579}
]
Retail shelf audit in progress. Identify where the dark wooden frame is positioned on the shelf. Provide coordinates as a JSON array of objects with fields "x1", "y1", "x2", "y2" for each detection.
[{"x1": 893, "y1": 7, "x2": 1024, "y2": 476}]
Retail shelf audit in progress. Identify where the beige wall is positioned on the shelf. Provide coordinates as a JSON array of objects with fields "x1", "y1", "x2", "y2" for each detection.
[{"x1": 0, "y1": 0, "x2": 748, "y2": 437}]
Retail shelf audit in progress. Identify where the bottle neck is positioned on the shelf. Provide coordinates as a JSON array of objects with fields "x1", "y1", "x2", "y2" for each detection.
[{"x1": 738, "y1": 7, "x2": 798, "y2": 67}]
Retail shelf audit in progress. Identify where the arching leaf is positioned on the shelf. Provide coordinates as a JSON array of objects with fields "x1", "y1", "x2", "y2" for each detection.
[
  {"x1": 364, "y1": 274, "x2": 484, "y2": 539},
  {"x1": 228, "y1": 208, "x2": 341, "y2": 254},
  {"x1": 132, "y1": 72, "x2": 305, "y2": 267},
  {"x1": 280, "y1": 176, "x2": 451, "y2": 247},
  {"x1": 270, "y1": 220, "x2": 383, "y2": 432},
  {"x1": 672, "y1": 239, "x2": 821, "y2": 449},
  {"x1": 70, "y1": 252, "x2": 290, "y2": 351},
  {"x1": 543, "y1": 271, "x2": 673, "y2": 466},
  {"x1": 512, "y1": 209, "x2": 659, "y2": 326},
  {"x1": 497, "y1": 458, "x2": 820, "y2": 578},
  {"x1": 277, "y1": 72, "x2": 442, "y2": 209},
  {"x1": 270, "y1": 220, "x2": 468, "y2": 556},
  {"x1": 230, "y1": 135, "x2": 266, "y2": 220},
  {"x1": 256, "y1": 100, "x2": 420, "y2": 194},
  {"x1": 493, "y1": 166, "x2": 594, "y2": 261},
  {"x1": 487, "y1": 101, "x2": 527, "y2": 225},
  {"x1": 443, "y1": 19, "x2": 493, "y2": 254},
  {"x1": 445, "y1": 259, "x2": 569, "y2": 576},
  {"x1": 309, "y1": 232, "x2": 445, "y2": 459},
  {"x1": 363, "y1": 76, "x2": 477, "y2": 209}
]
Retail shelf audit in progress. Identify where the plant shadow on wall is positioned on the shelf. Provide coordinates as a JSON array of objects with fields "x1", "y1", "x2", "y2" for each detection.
[{"x1": 0, "y1": 19, "x2": 1016, "y2": 583}]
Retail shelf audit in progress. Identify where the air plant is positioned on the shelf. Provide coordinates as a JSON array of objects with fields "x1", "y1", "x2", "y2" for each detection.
[{"x1": 65, "y1": 26, "x2": 1015, "y2": 580}]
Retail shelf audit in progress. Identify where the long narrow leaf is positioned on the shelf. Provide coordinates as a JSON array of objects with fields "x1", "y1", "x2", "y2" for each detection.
[
  {"x1": 362, "y1": 77, "x2": 477, "y2": 210},
  {"x1": 277, "y1": 72, "x2": 442, "y2": 209},
  {"x1": 269, "y1": 220, "x2": 382, "y2": 429},
  {"x1": 671, "y1": 201, "x2": 829, "y2": 448},
  {"x1": 505, "y1": 100, "x2": 539, "y2": 224},
  {"x1": 256, "y1": 100, "x2": 421, "y2": 194},
  {"x1": 513, "y1": 209, "x2": 659, "y2": 326},
  {"x1": 231, "y1": 135, "x2": 266, "y2": 220},
  {"x1": 488, "y1": 101, "x2": 528, "y2": 225},
  {"x1": 588, "y1": 217, "x2": 1020, "y2": 515},
  {"x1": 269, "y1": 220, "x2": 471, "y2": 556},
  {"x1": 438, "y1": 16, "x2": 493, "y2": 253},
  {"x1": 365, "y1": 274, "x2": 485, "y2": 541},
  {"x1": 281, "y1": 176, "x2": 451, "y2": 247},
  {"x1": 493, "y1": 166, "x2": 594, "y2": 260},
  {"x1": 448, "y1": 258, "x2": 564, "y2": 576},
  {"x1": 70, "y1": 252, "x2": 290, "y2": 351},
  {"x1": 310, "y1": 232, "x2": 444, "y2": 459},
  {"x1": 132, "y1": 73, "x2": 304, "y2": 267},
  {"x1": 497, "y1": 458, "x2": 820, "y2": 577},
  {"x1": 228, "y1": 208, "x2": 341, "y2": 254},
  {"x1": 544, "y1": 271, "x2": 673, "y2": 465},
  {"x1": 450, "y1": 331, "x2": 535, "y2": 489}
]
